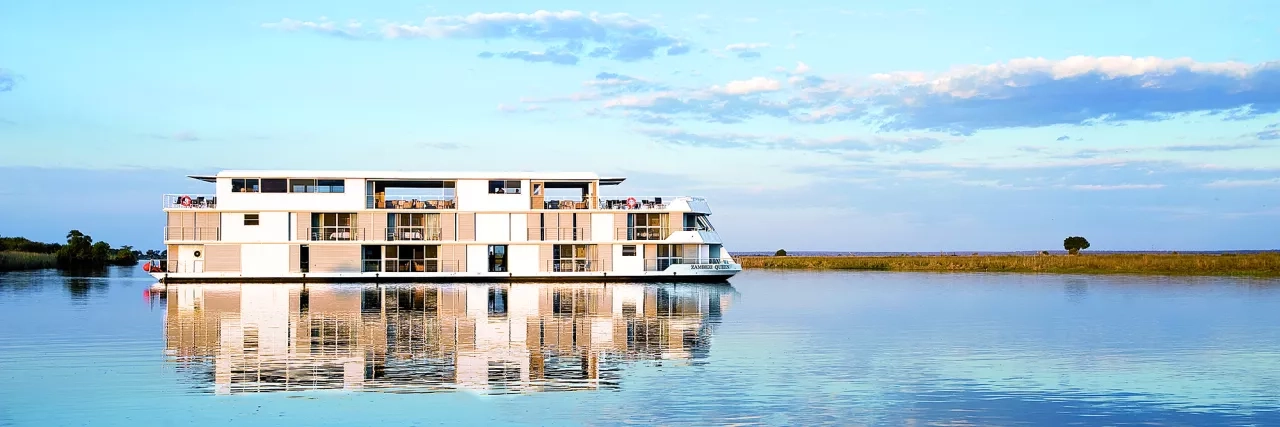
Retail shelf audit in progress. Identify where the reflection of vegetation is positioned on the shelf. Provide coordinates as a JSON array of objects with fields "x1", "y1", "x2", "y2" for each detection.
[
  {"x1": 739, "y1": 253, "x2": 1280, "y2": 277},
  {"x1": 1, "y1": 231, "x2": 151, "y2": 271}
]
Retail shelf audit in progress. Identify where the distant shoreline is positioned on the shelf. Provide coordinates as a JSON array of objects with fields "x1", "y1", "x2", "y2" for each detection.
[{"x1": 736, "y1": 253, "x2": 1280, "y2": 277}]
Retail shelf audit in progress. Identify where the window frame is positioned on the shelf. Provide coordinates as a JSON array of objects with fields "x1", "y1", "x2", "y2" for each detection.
[
  {"x1": 488, "y1": 180, "x2": 523, "y2": 194},
  {"x1": 622, "y1": 245, "x2": 637, "y2": 256},
  {"x1": 231, "y1": 178, "x2": 260, "y2": 193},
  {"x1": 244, "y1": 213, "x2": 260, "y2": 226}
]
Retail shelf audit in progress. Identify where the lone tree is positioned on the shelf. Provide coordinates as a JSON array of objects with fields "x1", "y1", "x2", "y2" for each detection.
[
  {"x1": 1063, "y1": 236, "x2": 1091, "y2": 255},
  {"x1": 775, "y1": 249, "x2": 787, "y2": 256}
]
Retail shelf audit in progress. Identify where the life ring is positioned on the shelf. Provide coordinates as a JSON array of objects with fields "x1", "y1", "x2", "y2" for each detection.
[
  {"x1": 179, "y1": 195, "x2": 193, "y2": 207},
  {"x1": 625, "y1": 197, "x2": 638, "y2": 208}
]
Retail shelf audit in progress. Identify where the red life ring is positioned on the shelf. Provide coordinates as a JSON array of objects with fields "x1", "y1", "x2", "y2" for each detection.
[
  {"x1": 625, "y1": 197, "x2": 638, "y2": 208},
  {"x1": 179, "y1": 195, "x2": 193, "y2": 207}
]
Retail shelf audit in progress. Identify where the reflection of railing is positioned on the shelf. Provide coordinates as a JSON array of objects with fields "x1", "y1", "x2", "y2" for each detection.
[
  {"x1": 547, "y1": 259, "x2": 601, "y2": 272},
  {"x1": 309, "y1": 227, "x2": 364, "y2": 241},
  {"x1": 531, "y1": 227, "x2": 588, "y2": 241},
  {"x1": 162, "y1": 194, "x2": 217, "y2": 209},
  {"x1": 598, "y1": 196, "x2": 705, "y2": 210},
  {"x1": 369, "y1": 195, "x2": 457, "y2": 209},
  {"x1": 384, "y1": 226, "x2": 442, "y2": 241},
  {"x1": 164, "y1": 227, "x2": 221, "y2": 241},
  {"x1": 645, "y1": 258, "x2": 732, "y2": 272},
  {"x1": 146, "y1": 260, "x2": 204, "y2": 273},
  {"x1": 362, "y1": 259, "x2": 462, "y2": 273},
  {"x1": 614, "y1": 227, "x2": 670, "y2": 241}
]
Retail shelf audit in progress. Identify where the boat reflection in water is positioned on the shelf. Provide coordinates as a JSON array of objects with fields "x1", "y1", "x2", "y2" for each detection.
[{"x1": 162, "y1": 283, "x2": 736, "y2": 395}]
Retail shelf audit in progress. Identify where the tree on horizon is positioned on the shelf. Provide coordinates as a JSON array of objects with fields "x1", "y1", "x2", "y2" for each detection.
[{"x1": 1064, "y1": 236, "x2": 1091, "y2": 255}]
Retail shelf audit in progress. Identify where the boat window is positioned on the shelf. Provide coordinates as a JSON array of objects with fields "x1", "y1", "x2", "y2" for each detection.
[
  {"x1": 290, "y1": 179, "x2": 315, "y2": 193},
  {"x1": 317, "y1": 179, "x2": 345, "y2": 193},
  {"x1": 261, "y1": 179, "x2": 288, "y2": 193},
  {"x1": 622, "y1": 245, "x2": 637, "y2": 256},
  {"x1": 243, "y1": 213, "x2": 260, "y2": 226},
  {"x1": 488, "y1": 180, "x2": 522, "y2": 194},
  {"x1": 231, "y1": 178, "x2": 260, "y2": 193}
]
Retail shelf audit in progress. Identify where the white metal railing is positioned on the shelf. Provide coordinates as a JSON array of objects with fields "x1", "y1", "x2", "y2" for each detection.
[
  {"x1": 598, "y1": 196, "x2": 703, "y2": 210},
  {"x1": 645, "y1": 258, "x2": 732, "y2": 272},
  {"x1": 615, "y1": 227, "x2": 670, "y2": 241},
  {"x1": 162, "y1": 194, "x2": 217, "y2": 209},
  {"x1": 547, "y1": 259, "x2": 601, "y2": 272},
  {"x1": 362, "y1": 259, "x2": 463, "y2": 273},
  {"x1": 309, "y1": 226, "x2": 364, "y2": 241},
  {"x1": 146, "y1": 260, "x2": 205, "y2": 273},
  {"x1": 384, "y1": 226, "x2": 443, "y2": 241},
  {"x1": 164, "y1": 227, "x2": 221, "y2": 241},
  {"x1": 369, "y1": 194, "x2": 457, "y2": 209}
]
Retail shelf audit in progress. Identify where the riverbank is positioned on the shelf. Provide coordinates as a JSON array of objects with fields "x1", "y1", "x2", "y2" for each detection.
[
  {"x1": 0, "y1": 251, "x2": 57, "y2": 272},
  {"x1": 737, "y1": 253, "x2": 1280, "y2": 277}
]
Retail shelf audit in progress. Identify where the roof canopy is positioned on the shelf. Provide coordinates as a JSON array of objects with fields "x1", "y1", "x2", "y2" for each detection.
[{"x1": 188, "y1": 171, "x2": 626, "y2": 185}]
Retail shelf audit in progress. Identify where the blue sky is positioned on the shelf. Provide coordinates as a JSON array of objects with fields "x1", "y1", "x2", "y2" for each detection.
[{"x1": 1, "y1": 0, "x2": 1278, "y2": 251}]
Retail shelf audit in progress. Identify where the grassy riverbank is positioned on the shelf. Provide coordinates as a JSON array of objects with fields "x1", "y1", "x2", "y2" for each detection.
[
  {"x1": 0, "y1": 251, "x2": 58, "y2": 272},
  {"x1": 737, "y1": 253, "x2": 1280, "y2": 277}
]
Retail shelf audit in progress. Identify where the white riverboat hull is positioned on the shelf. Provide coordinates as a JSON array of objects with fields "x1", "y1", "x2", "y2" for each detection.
[{"x1": 149, "y1": 262, "x2": 741, "y2": 283}]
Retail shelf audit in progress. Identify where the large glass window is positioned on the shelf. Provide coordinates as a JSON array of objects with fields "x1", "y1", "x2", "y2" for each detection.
[
  {"x1": 684, "y1": 213, "x2": 715, "y2": 231},
  {"x1": 362, "y1": 245, "x2": 440, "y2": 272},
  {"x1": 628, "y1": 213, "x2": 667, "y2": 240},
  {"x1": 312, "y1": 213, "x2": 355, "y2": 241},
  {"x1": 290, "y1": 178, "x2": 345, "y2": 193},
  {"x1": 553, "y1": 244, "x2": 592, "y2": 272},
  {"x1": 387, "y1": 213, "x2": 441, "y2": 240},
  {"x1": 261, "y1": 179, "x2": 288, "y2": 193},
  {"x1": 488, "y1": 245, "x2": 507, "y2": 272},
  {"x1": 231, "y1": 178, "x2": 260, "y2": 193},
  {"x1": 488, "y1": 180, "x2": 522, "y2": 194},
  {"x1": 655, "y1": 244, "x2": 684, "y2": 271}
]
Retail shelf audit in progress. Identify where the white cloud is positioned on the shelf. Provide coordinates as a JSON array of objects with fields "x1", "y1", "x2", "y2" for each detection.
[
  {"x1": 1069, "y1": 184, "x2": 1166, "y2": 190},
  {"x1": 712, "y1": 77, "x2": 781, "y2": 95},
  {"x1": 1203, "y1": 178, "x2": 1280, "y2": 188},
  {"x1": 724, "y1": 42, "x2": 770, "y2": 52},
  {"x1": 794, "y1": 61, "x2": 811, "y2": 74}
]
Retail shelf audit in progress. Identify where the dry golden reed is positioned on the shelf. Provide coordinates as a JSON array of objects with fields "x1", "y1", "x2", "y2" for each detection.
[{"x1": 737, "y1": 253, "x2": 1280, "y2": 277}]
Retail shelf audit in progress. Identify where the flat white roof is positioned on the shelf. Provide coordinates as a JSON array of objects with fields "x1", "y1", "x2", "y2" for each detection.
[{"x1": 189, "y1": 170, "x2": 626, "y2": 185}]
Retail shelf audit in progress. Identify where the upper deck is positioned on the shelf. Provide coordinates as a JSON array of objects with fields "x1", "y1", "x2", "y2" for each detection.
[{"x1": 161, "y1": 170, "x2": 713, "y2": 214}]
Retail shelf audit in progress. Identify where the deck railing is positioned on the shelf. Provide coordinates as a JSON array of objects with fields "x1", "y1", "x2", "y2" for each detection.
[
  {"x1": 384, "y1": 226, "x2": 443, "y2": 241},
  {"x1": 598, "y1": 196, "x2": 704, "y2": 210},
  {"x1": 362, "y1": 259, "x2": 463, "y2": 273},
  {"x1": 162, "y1": 194, "x2": 217, "y2": 209},
  {"x1": 614, "y1": 227, "x2": 671, "y2": 241},
  {"x1": 145, "y1": 260, "x2": 204, "y2": 273},
  {"x1": 164, "y1": 227, "x2": 221, "y2": 241},
  {"x1": 644, "y1": 258, "x2": 732, "y2": 271},
  {"x1": 369, "y1": 195, "x2": 457, "y2": 209},
  {"x1": 530, "y1": 227, "x2": 589, "y2": 241},
  {"x1": 309, "y1": 226, "x2": 365, "y2": 241},
  {"x1": 546, "y1": 259, "x2": 603, "y2": 272}
]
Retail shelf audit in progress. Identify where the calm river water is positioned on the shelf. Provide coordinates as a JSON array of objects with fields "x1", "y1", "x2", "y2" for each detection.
[{"x1": 1, "y1": 267, "x2": 1278, "y2": 426}]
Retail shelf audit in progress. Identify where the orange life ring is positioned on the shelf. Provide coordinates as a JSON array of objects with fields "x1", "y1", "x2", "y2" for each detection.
[
  {"x1": 626, "y1": 197, "x2": 638, "y2": 208},
  {"x1": 179, "y1": 195, "x2": 192, "y2": 207}
]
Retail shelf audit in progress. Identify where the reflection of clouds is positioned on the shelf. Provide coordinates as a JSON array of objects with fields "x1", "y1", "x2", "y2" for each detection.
[{"x1": 164, "y1": 283, "x2": 734, "y2": 395}]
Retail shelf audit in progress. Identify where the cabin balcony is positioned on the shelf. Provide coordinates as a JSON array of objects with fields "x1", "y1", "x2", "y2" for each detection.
[
  {"x1": 614, "y1": 227, "x2": 672, "y2": 241},
  {"x1": 383, "y1": 226, "x2": 443, "y2": 241},
  {"x1": 367, "y1": 180, "x2": 456, "y2": 209},
  {"x1": 162, "y1": 194, "x2": 217, "y2": 209},
  {"x1": 546, "y1": 259, "x2": 606, "y2": 272},
  {"x1": 308, "y1": 226, "x2": 368, "y2": 241}
]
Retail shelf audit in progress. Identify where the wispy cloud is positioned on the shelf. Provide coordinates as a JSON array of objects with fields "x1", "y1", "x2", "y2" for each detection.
[
  {"x1": 263, "y1": 11, "x2": 688, "y2": 64},
  {"x1": 1070, "y1": 184, "x2": 1165, "y2": 190},
  {"x1": 1259, "y1": 123, "x2": 1280, "y2": 140},
  {"x1": 639, "y1": 128, "x2": 948, "y2": 153},
  {"x1": 0, "y1": 68, "x2": 16, "y2": 92},
  {"x1": 512, "y1": 56, "x2": 1280, "y2": 132},
  {"x1": 1204, "y1": 178, "x2": 1280, "y2": 188}
]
